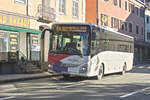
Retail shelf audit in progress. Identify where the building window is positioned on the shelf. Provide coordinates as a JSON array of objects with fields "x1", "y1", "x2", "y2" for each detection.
[
  {"x1": 30, "y1": 34, "x2": 41, "y2": 61},
  {"x1": 101, "y1": 14, "x2": 108, "y2": 26},
  {"x1": 129, "y1": 23, "x2": 132, "y2": 32},
  {"x1": 119, "y1": 0, "x2": 121, "y2": 8},
  {"x1": 15, "y1": 0, "x2": 26, "y2": 4},
  {"x1": 141, "y1": 27, "x2": 144, "y2": 34},
  {"x1": 125, "y1": 1, "x2": 127, "y2": 11},
  {"x1": 120, "y1": 20, "x2": 124, "y2": 31},
  {"x1": 136, "y1": 7, "x2": 139, "y2": 16},
  {"x1": 42, "y1": 0, "x2": 51, "y2": 7},
  {"x1": 72, "y1": 0, "x2": 79, "y2": 18},
  {"x1": 147, "y1": 16, "x2": 149, "y2": 23},
  {"x1": 147, "y1": 32, "x2": 150, "y2": 40},
  {"x1": 114, "y1": 18, "x2": 119, "y2": 29},
  {"x1": 131, "y1": 4, "x2": 134, "y2": 13},
  {"x1": 111, "y1": 17, "x2": 114, "y2": 28},
  {"x1": 140, "y1": 8, "x2": 144, "y2": 17},
  {"x1": 111, "y1": 17, "x2": 120, "y2": 29},
  {"x1": 113, "y1": 0, "x2": 118, "y2": 6},
  {"x1": 136, "y1": 25, "x2": 139, "y2": 34},
  {"x1": 125, "y1": 22, "x2": 127, "y2": 31},
  {"x1": 128, "y1": 3, "x2": 131, "y2": 12},
  {"x1": 59, "y1": 0, "x2": 66, "y2": 14}
]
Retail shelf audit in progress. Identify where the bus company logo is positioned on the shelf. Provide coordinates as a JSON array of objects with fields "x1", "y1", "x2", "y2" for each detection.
[
  {"x1": 67, "y1": 59, "x2": 81, "y2": 62},
  {"x1": 61, "y1": 63, "x2": 78, "y2": 67}
]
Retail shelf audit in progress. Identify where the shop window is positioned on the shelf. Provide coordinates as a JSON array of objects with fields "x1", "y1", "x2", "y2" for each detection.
[
  {"x1": 9, "y1": 33, "x2": 19, "y2": 62},
  {"x1": 30, "y1": 34, "x2": 41, "y2": 61},
  {"x1": 0, "y1": 32, "x2": 8, "y2": 62},
  {"x1": 0, "y1": 31, "x2": 19, "y2": 62}
]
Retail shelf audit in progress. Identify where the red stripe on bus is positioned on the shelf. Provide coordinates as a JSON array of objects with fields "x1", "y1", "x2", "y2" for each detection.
[{"x1": 48, "y1": 53, "x2": 72, "y2": 64}]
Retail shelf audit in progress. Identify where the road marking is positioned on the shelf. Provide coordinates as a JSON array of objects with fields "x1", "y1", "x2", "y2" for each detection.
[
  {"x1": 0, "y1": 96, "x2": 15, "y2": 100},
  {"x1": 120, "y1": 87, "x2": 150, "y2": 98},
  {"x1": 56, "y1": 82, "x2": 85, "y2": 89}
]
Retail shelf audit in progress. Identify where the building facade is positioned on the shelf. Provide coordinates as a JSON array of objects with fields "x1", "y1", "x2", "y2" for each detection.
[
  {"x1": 86, "y1": 0, "x2": 146, "y2": 64},
  {"x1": 0, "y1": 0, "x2": 85, "y2": 74},
  {"x1": 85, "y1": 0, "x2": 97, "y2": 24},
  {"x1": 144, "y1": 3, "x2": 150, "y2": 62},
  {"x1": 0, "y1": 0, "x2": 43, "y2": 74}
]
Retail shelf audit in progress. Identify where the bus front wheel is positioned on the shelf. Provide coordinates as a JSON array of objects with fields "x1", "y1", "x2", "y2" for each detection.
[
  {"x1": 63, "y1": 74, "x2": 70, "y2": 79},
  {"x1": 97, "y1": 64, "x2": 104, "y2": 80}
]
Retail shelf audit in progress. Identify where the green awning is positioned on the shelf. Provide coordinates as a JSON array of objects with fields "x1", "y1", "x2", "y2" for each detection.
[{"x1": 0, "y1": 25, "x2": 42, "y2": 34}]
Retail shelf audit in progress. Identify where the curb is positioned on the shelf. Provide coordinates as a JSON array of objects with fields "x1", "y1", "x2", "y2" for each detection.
[{"x1": 0, "y1": 74, "x2": 51, "y2": 84}]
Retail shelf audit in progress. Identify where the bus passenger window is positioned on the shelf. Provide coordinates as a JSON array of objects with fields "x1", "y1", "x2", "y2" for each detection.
[{"x1": 92, "y1": 32, "x2": 96, "y2": 40}]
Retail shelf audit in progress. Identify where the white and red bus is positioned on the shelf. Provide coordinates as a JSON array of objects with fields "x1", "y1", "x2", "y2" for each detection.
[{"x1": 47, "y1": 23, "x2": 134, "y2": 79}]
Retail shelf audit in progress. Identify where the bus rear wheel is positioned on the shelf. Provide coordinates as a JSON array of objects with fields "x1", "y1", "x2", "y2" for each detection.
[
  {"x1": 97, "y1": 64, "x2": 104, "y2": 80},
  {"x1": 121, "y1": 63, "x2": 126, "y2": 75}
]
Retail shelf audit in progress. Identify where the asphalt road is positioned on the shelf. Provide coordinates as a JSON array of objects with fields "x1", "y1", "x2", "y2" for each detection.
[{"x1": 0, "y1": 65, "x2": 150, "y2": 100}]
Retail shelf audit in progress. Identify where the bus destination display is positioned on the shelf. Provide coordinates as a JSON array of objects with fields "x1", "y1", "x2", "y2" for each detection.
[{"x1": 55, "y1": 25, "x2": 88, "y2": 32}]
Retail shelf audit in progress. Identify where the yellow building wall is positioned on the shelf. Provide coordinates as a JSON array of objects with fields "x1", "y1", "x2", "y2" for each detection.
[
  {"x1": 0, "y1": 0, "x2": 26, "y2": 15},
  {"x1": 56, "y1": 0, "x2": 84, "y2": 22}
]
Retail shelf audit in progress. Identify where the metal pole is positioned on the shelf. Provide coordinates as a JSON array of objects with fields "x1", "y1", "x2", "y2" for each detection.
[{"x1": 26, "y1": 0, "x2": 29, "y2": 16}]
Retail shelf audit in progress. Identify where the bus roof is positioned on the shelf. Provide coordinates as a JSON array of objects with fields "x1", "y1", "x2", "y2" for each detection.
[{"x1": 52, "y1": 22, "x2": 134, "y2": 39}]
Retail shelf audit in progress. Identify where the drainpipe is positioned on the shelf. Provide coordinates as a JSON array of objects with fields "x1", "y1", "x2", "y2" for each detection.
[
  {"x1": 26, "y1": 0, "x2": 29, "y2": 16},
  {"x1": 96, "y1": 0, "x2": 99, "y2": 25}
]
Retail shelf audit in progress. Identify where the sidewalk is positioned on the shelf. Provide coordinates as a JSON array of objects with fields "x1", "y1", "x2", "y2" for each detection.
[{"x1": 0, "y1": 72, "x2": 52, "y2": 84}]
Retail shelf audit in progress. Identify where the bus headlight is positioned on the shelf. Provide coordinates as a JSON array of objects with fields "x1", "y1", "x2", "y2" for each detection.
[
  {"x1": 79, "y1": 64, "x2": 88, "y2": 73},
  {"x1": 48, "y1": 64, "x2": 53, "y2": 70}
]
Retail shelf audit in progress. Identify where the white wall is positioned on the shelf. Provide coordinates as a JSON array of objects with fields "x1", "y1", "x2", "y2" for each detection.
[{"x1": 44, "y1": 30, "x2": 50, "y2": 62}]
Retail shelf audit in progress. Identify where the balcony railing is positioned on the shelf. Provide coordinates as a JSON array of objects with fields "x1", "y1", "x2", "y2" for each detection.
[{"x1": 37, "y1": 4, "x2": 56, "y2": 23}]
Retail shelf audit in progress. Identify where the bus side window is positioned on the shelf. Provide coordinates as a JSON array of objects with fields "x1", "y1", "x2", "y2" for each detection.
[
  {"x1": 92, "y1": 32, "x2": 96, "y2": 40},
  {"x1": 91, "y1": 32, "x2": 96, "y2": 49}
]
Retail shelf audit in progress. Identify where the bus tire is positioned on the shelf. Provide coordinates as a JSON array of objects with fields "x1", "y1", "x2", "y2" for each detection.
[
  {"x1": 63, "y1": 74, "x2": 70, "y2": 79},
  {"x1": 97, "y1": 64, "x2": 104, "y2": 80},
  {"x1": 122, "y1": 63, "x2": 126, "y2": 75}
]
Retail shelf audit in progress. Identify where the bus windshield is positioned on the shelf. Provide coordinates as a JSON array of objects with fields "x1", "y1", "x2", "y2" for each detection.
[{"x1": 49, "y1": 31, "x2": 89, "y2": 56}]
